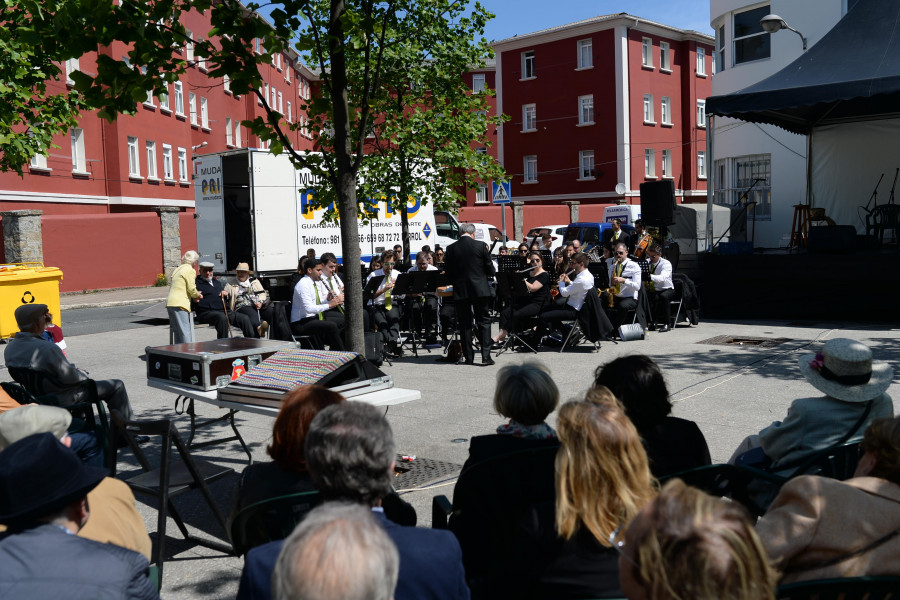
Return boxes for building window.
[200,97,209,129]
[714,154,772,220]
[579,150,595,179]
[189,92,197,125]
[235,122,242,147]
[197,37,207,71]
[523,155,537,183]
[162,144,173,180]
[278,91,283,114]
[223,74,231,94]
[255,37,261,54]
[174,82,184,115]
[577,39,592,69]
[643,94,654,123]
[642,37,653,67]
[70,128,86,172]
[698,151,707,179]
[697,100,707,127]
[522,50,535,79]
[270,86,277,109]
[287,101,292,123]
[127,136,140,177]
[178,148,188,182]
[734,5,771,65]
[716,25,725,72]
[475,184,488,204]
[286,65,291,82]
[472,73,485,93]
[65,58,79,85]
[696,47,707,75]
[159,86,170,111]
[185,29,194,62]
[660,42,671,71]
[522,104,536,132]
[226,118,234,146]
[662,149,672,178]
[661,97,672,125]
[30,153,48,170]
[578,95,594,125]
[145,140,157,179]
[644,149,656,178]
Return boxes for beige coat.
[757,475,900,584]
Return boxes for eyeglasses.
[616,251,627,256]
[530,259,541,264]
[608,525,638,568]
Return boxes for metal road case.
[146,338,294,391]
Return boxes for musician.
[572,239,582,253]
[645,244,676,332]
[319,252,359,331]
[444,223,495,366]
[498,246,510,257]
[517,243,530,257]
[607,242,642,329]
[434,248,445,266]
[539,252,593,340]
[632,219,653,260]
[290,258,345,350]
[407,253,440,345]
[603,219,631,250]
[367,250,403,356]
[491,252,550,348]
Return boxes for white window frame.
[522,104,536,132]
[660,41,671,71]
[226,117,234,146]
[733,5,771,66]
[716,25,726,72]
[145,140,158,179]
[698,150,707,179]
[475,184,488,204]
[200,97,209,129]
[643,94,655,124]
[287,101,292,123]
[662,149,672,178]
[285,65,291,83]
[642,37,653,68]
[270,86,277,108]
[70,128,86,173]
[577,39,593,69]
[697,100,707,128]
[522,50,535,79]
[189,92,197,125]
[472,73,485,93]
[64,58,80,85]
[159,86,170,112]
[162,144,174,181]
[127,136,140,178]
[661,96,672,125]
[235,122,242,147]
[579,150,595,180]
[578,95,594,125]
[254,38,261,54]
[197,37,207,72]
[278,90,283,114]
[185,30,194,62]
[174,81,184,115]
[696,47,707,76]
[523,155,538,183]
[644,148,656,178]
[177,148,188,183]
[223,74,231,94]
[30,153,48,170]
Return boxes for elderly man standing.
[4,304,135,420]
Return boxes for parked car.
[524,224,568,252]
[564,221,636,253]
[461,222,520,251]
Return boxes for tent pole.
[806,129,813,206]
[706,114,715,252]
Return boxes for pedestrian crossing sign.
[492,181,511,204]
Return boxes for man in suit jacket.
[443,223,495,366]
[602,219,631,252]
[237,401,469,600]
[0,433,159,600]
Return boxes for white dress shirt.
[608,258,642,300]
[366,268,400,306]
[648,257,674,291]
[559,268,594,311]
[291,276,330,322]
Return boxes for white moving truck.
[193,149,454,292]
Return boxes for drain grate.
[393,455,462,490]
[698,335,792,348]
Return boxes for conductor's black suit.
[443,234,495,364]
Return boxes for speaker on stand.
[640,180,676,241]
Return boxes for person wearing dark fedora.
[4,303,136,420]
[0,433,159,599]
[730,338,894,471]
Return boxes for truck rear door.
[250,152,301,273]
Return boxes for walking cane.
[221,294,234,337]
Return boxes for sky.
[477,0,713,42]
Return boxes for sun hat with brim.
[234,262,252,273]
[798,338,893,403]
[0,432,106,525]
[0,405,72,449]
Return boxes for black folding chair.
[228,491,322,556]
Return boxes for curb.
[60,298,167,311]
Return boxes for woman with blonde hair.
[499,386,656,599]
[166,250,202,344]
[618,479,777,600]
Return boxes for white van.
[603,205,642,225]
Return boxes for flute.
[517,265,539,273]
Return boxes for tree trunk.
[399,156,410,265]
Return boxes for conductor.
[443,223,496,366]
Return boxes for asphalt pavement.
[6,286,897,599]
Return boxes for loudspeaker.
[618,323,645,341]
[640,180,676,226]
[807,225,857,254]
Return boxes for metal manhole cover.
[697,335,792,348]
[393,455,462,490]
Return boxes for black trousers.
[606,296,637,329]
[290,316,344,350]
[455,296,492,363]
[539,305,578,334]
[408,296,439,338]
[95,379,134,420]
[372,304,401,344]
[196,308,256,339]
[648,287,677,326]
[499,301,542,333]
[235,305,276,332]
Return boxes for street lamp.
[191,141,208,151]
[760,14,808,51]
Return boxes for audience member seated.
[4,304,136,420]
[0,433,159,599]
[238,401,468,600]
[271,501,399,600]
[618,479,776,600]
[593,354,711,477]
[193,262,257,339]
[497,387,656,599]
[0,386,20,415]
[757,415,900,584]
[367,250,403,356]
[225,262,271,338]
[0,405,152,559]
[290,258,345,350]
[730,338,893,472]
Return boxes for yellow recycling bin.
[0,263,64,339]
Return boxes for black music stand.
[408,270,443,351]
[587,262,609,289]
[363,275,384,305]
[498,255,526,272]
[391,273,420,357]
[494,271,537,356]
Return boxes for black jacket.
[444,235,495,300]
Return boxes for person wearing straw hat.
[225,262,271,339]
[194,262,258,339]
[730,338,894,471]
[0,432,159,599]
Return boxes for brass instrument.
[598,287,616,308]
[587,246,603,263]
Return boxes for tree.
[5,0,504,353]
